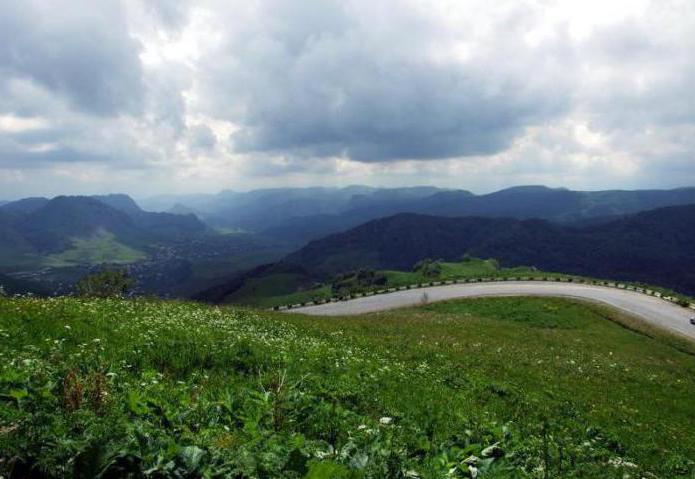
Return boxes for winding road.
[288,281,695,341]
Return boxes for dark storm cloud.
[0,0,144,116]
[200,0,574,162]
[229,70,563,162]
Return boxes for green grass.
[381,259,544,288]
[1,295,695,477]
[236,285,334,308]
[225,273,315,305]
[44,230,147,267]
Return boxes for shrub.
[677,298,691,308]
[76,270,134,298]
[330,269,386,295]
[413,259,442,278]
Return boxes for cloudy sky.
[1,0,694,198]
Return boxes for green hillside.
[216,258,549,307]
[281,206,695,296]
[44,230,148,267]
[1,296,695,477]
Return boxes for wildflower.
[379,417,393,425]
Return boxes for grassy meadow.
[44,231,147,267]
[1,295,695,477]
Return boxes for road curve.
[288,281,695,341]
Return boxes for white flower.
[379,417,393,425]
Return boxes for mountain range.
[141,185,695,245]
[3,185,695,299]
[197,203,695,302]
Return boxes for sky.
[1,0,694,199]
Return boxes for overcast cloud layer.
[0,0,694,198]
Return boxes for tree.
[413,259,442,278]
[76,270,134,298]
[331,269,387,295]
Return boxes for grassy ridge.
[1,296,695,477]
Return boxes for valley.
[0,194,290,297]
[3,186,695,304]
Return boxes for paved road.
[289,281,695,341]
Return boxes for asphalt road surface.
[289,281,695,341]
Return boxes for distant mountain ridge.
[142,185,695,246]
[142,186,447,234]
